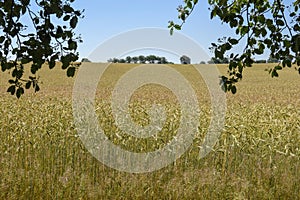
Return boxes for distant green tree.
[81,58,91,62]
[180,55,191,64]
[108,55,172,64]
[255,60,267,63]
[119,58,126,63]
[200,61,206,64]
[126,56,132,63]
[159,57,168,64]
[267,56,280,63]
[112,58,119,63]
[132,56,138,63]
[139,55,146,63]
[146,55,157,64]
[0,0,83,98]
[208,57,229,64]
[169,0,300,94]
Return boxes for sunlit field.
[0,63,299,199]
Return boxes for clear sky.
[71,1,260,63]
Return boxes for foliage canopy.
[0,0,83,98]
[169,0,300,93]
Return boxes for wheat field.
[0,63,299,199]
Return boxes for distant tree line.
[108,55,174,64]
[252,56,280,64]
[205,56,280,64]
[207,57,229,64]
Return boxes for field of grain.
[0,63,299,199]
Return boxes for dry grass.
[0,63,299,199]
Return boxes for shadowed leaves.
[170,0,300,94]
[0,0,83,98]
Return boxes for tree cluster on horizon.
[207,57,229,64]
[207,56,280,64]
[107,55,174,64]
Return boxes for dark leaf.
[215,49,223,59]
[67,67,76,77]
[61,55,71,69]
[187,1,193,9]
[70,16,78,28]
[271,69,279,77]
[231,85,237,94]
[49,60,56,69]
[63,5,74,13]
[276,19,284,26]
[229,38,238,45]
[63,15,71,21]
[16,87,24,98]
[35,84,40,92]
[174,24,181,30]
[7,85,16,95]
[34,17,39,24]
[25,81,31,89]
[274,65,282,70]
[0,36,5,43]
[8,79,15,84]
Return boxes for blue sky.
[71,1,252,63]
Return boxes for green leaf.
[225,43,232,50]
[240,26,249,36]
[63,15,71,21]
[49,60,56,69]
[21,57,31,64]
[258,15,265,24]
[61,55,71,69]
[35,84,40,92]
[16,87,24,98]
[289,12,296,17]
[68,39,77,50]
[271,69,279,77]
[229,19,238,28]
[56,26,63,36]
[274,65,282,70]
[231,85,237,94]
[34,17,39,24]
[286,59,292,67]
[25,81,31,89]
[67,67,76,77]
[70,16,78,28]
[180,13,186,21]
[7,85,16,95]
[229,38,238,45]
[210,9,216,19]
[168,21,174,28]
[174,24,181,30]
[187,1,193,9]
[276,19,284,26]
[20,0,30,6]
[215,49,223,59]
[0,36,5,43]
[63,5,74,13]
[261,28,267,37]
